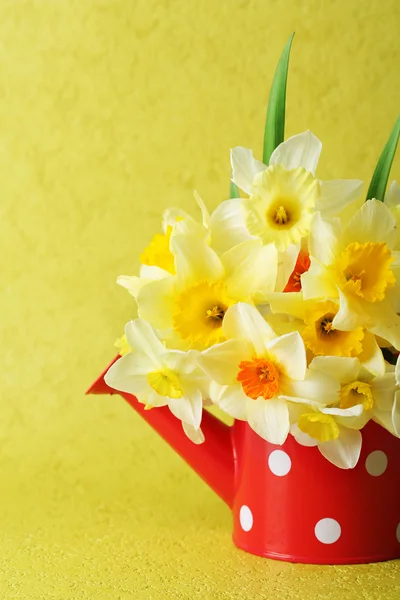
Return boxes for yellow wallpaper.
[1,0,399,597]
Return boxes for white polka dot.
[365,450,388,476]
[239,505,253,532]
[268,450,292,476]
[397,523,400,543]
[315,518,341,544]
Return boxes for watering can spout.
[87,356,235,507]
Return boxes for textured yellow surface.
[1,0,400,598]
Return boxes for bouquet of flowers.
[104,34,400,471]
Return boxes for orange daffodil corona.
[106,129,400,469]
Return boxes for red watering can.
[88,357,400,564]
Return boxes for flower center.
[303,301,364,357]
[298,412,340,442]
[206,305,225,323]
[147,368,183,399]
[237,357,280,400]
[337,241,395,302]
[266,197,300,231]
[274,205,289,225]
[140,225,175,274]
[173,280,236,348]
[245,165,319,251]
[340,380,373,410]
[319,314,335,334]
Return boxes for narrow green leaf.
[263,32,294,165]
[230,178,239,199]
[366,116,400,201]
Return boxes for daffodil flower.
[302,200,400,350]
[104,319,208,443]
[266,292,385,376]
[134,235,278,350]
[291,355,400,468]
[197,303,339,445]
[208,131,363,254]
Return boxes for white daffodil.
[266,292,385,377]
[302,200,400,350]
[208,131,363,254]
[104,319,208,443]
[134,234,278,351]
[291,356,399,468]
[197,302,339,445]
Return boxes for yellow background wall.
[1,1,399,598]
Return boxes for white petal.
[320,404,364,417]
[269,131,322,175]
[282,368,340,404]
[171,235,224,284]
[332,288,371,331]
[162,349,199,375]
[193,190,210,227]
[125,319,165,364]
[117,275,143,297]
[384,180,400,208]
[290,422,318,447]
[223,303,276,355]
[371,373,396,412]
[345,199,397,246]
[309,356,361,384]
[162,206,191,230]
[222,240,278,299]
[197,339,250,385]
[104,353,152,396]
[182,422,205,444]
[230,146,266,195]
[393,390,400,436]
[301,260,338,300]
[396,354,400,385]
[308,212,342,266]
[319,427,362,469]
[316,179,364,217]
[136,276,175,330]
[217,384,248,420]
[267,291,306,319]
[209,198,253,254]
[368,301,400,351]
[267,331,307,380]
[139,265,171,280]
[358,332,385,377]
[247,397,290,445]
[146,388,169,408]
[168,384,203,429]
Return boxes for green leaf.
[230,178,239,199]
[366,116,400,201]
[263,33,295,165]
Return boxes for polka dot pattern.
[233,424,400,562]
[365,450,388,476]
[239,505,253,532]
[315,518,341,545]
[268,450,291,476]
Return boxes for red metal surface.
[231,420,400,563]
[88,359,400,564]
